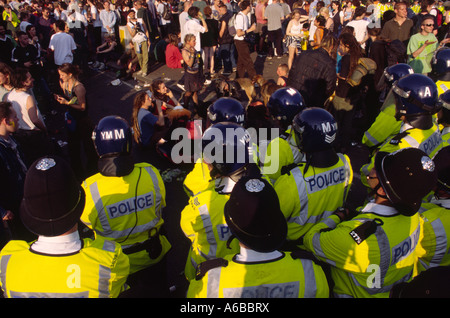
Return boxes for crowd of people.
[0,0,450,300]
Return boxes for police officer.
[187,176,330,298]
[80,116,171,297]
[417,146,450,273]
[183,97,246,198]
[430,47,450,95]
[362,63,414,149]
[260,87,306,182]
[0,155,130,298]
[275,108,353,246]
[361,73,444,184]
[303,147,438,298]
[180,122,263,281]
[437,89,450,146]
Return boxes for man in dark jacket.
[287,35,337,108]
[0,101,32,247]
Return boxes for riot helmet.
[92,115,133,158]
[267,87,306,129]
[207,97,245,126]
[392,74,440,128]
[201,122,253,180]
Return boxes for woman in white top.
[285,9,307,69]
[7,68,50,166]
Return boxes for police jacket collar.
[361,202,400,217]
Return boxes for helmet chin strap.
[367,183,389,201]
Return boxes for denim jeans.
[217,42,236,73]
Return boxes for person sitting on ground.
[151,79,181,114]
[116,42,139,79]
[93,34,119,70]
[165,33,183,69]
[131,90,166,149]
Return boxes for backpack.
[228,13,237,36]
[435,9,443,27]
[162,2,172,20]
[347,57,377,87]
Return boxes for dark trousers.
[267,28,283,57]
[234,39,256,79]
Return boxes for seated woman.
[131,90,166,149]
[165,33,183,69]
[151,79,181,114]
[94,34,119,70]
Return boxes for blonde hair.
[319,7,330,18]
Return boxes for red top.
[165,43,183,69]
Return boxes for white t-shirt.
[346,19,369,49]
[234,11,249,41]
[91,5,102,28]
[184,18,206,51]
[179,11,189,44]
[7,89,45,131]
[49,32,77,66]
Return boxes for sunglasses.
[422,23,434,26]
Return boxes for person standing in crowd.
[201,6,219,78]
[100,0,117,41]
[187,176,330,298]
[234,0,257,79]
[6,68,50,167]
[35,6,55,51]
[380,1,413,46]
[180,122,261,281]
[303,147,438,298]
[217,1,236,75]
[184,6,208,56]
[48,20,78,67]
[407,15,450,74]
[157,0,173,38]
[87,0,103,49]
[331,32,362,153]
[179,0,192,46]
[360,74,443,183]
[287,34,337,108]
[181,33,204,115]
[255,0,268,56]
[81,115,172,297]
[261,87,306,182]
[0,22,15,66]
[285,9,305,69]
[275,107,353,248]
[0,62,13,100]
[0,155,130,298]
[346,6,369,50]
[127,9,150,76]
[416,147,450,274]
[0,101,31,247]
[54,63,98,181]
[265,0,285,59]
